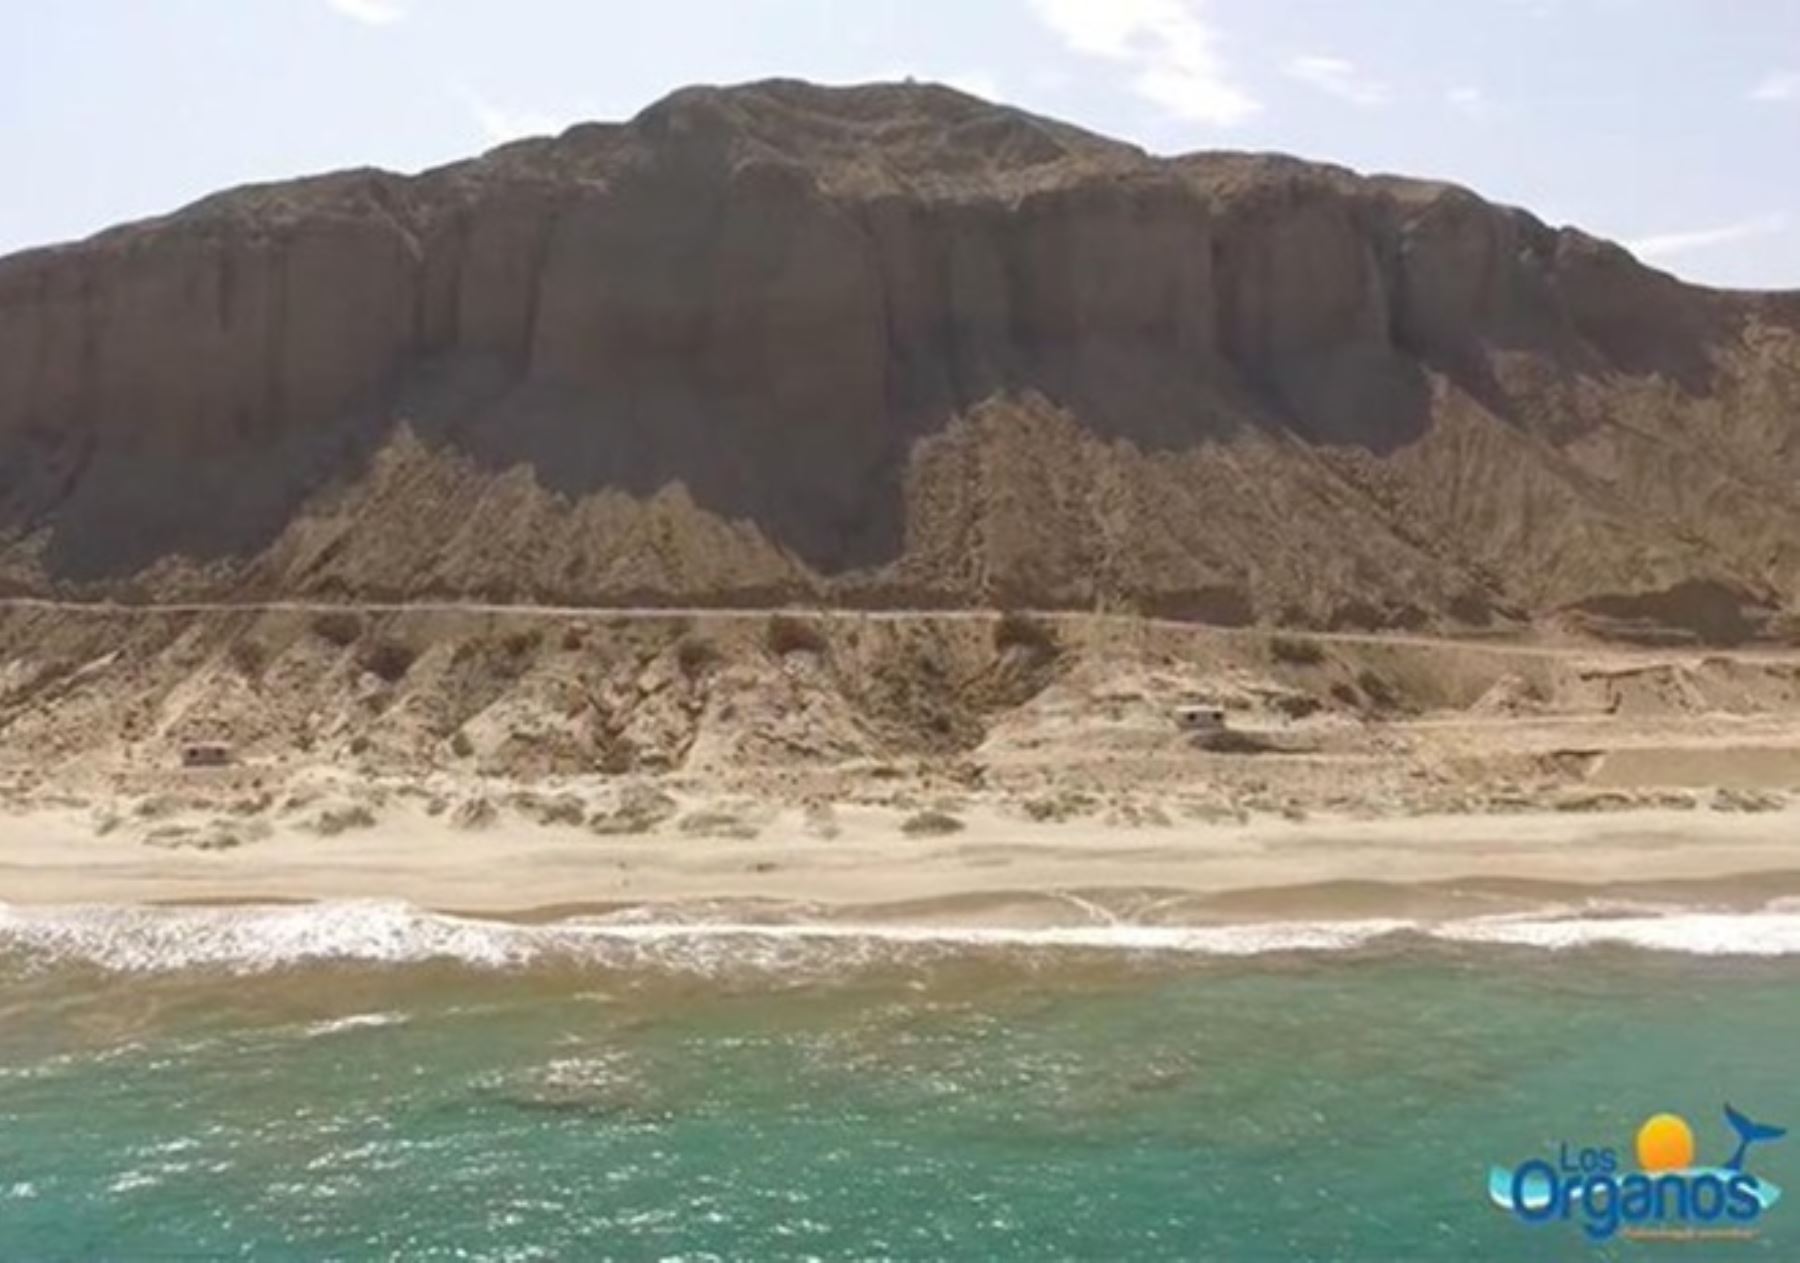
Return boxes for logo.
[1488,1105,1786,1243]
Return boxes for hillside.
[2,79,1798,643]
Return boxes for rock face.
[1,79,1798,641]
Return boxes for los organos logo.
[1488,1105,1785,1243]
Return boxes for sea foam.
[1432,909,1800,956]
[2,899,1799,974]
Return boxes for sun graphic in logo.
[1636,1113,1698,1173]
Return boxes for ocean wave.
[3,899,1800,974]
[0,900,1408,973]
[1432,910,1800,955]
[301,1011,411,1038]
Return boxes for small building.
[180,741,232,768]
[1173,705,1227,735]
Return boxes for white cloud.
[1029,0,1259,126]
[1750,71,1800,102]
[1446,85,1488,115]
[1444,84,1516,121]
[1284,55,1391,107]
[325,0,409,26]
[1626,213,1789,261]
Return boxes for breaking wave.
[3,897,1800,975]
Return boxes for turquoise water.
[2,912,1798,1259]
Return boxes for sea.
[2,896,1798,1260]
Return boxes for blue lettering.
[1690,1174,1726,1221]
[1726,1174,1763,1222]
[1582,1174,1622,1242]
[1511,1160,1561,1223]
[1653,1173,1690,1220]
[1558,1143,1615,1174]
[1506,1140,1775,1236]
[1560,1174,1584,1219]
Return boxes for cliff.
[2,79,1798,641]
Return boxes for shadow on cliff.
[3,332,1436,591]
[384,332,1436,568]
[0,403,397,588]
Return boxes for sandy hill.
[1,79,1798,644]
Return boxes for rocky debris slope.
[8,607,1800,843]
[2,80,1798,641]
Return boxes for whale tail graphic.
[1724,1104,1786,1172]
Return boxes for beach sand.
[5,787,1800,919]
[6,608,1800,922]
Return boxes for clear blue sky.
[3,0,1796,288]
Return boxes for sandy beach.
[5,606,1800,922]
[5,785,1800,919]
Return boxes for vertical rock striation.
[0,80,1797,641]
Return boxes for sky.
[2,0,1797,288]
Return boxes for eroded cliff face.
[1,79,1798,640]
